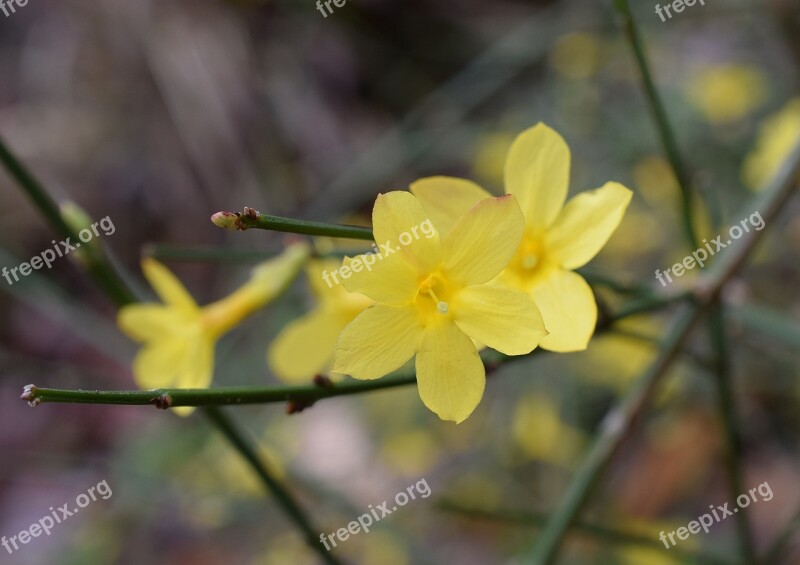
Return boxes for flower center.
[418,274,449,315]
[505,233,555,289]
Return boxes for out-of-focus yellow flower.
[118,243,310,415]
[743,97,800,190]
[268,259,372,383]
[549,32,603,80]
[473,132,515,189]
[254,534,316,565]
[333,191,547,423]
[380,429,439,476]
[359,532,410,565]
[686,64,767,124]
[513,395,586,467]
[616,545,681,565]
[412,123,632,352]
[632,156,679,208]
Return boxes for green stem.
[0,135,137,306]
[203,407,343,565]
[19,290,692,410]
[578,267,655,296]
[762,505,800,563]
[440,502,736,565]
[708,303,757,564]
[146,245,280,264]
[0,135,341,563]
[21,375,418,408]
[524,137,800,563]
[525,304,708,564]
[612,0,700,250]
[145,244,364,264]
[212,207,374,240]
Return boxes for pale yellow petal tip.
[172,406,196,417]
[431,402,479,424]
[117,304,146,338]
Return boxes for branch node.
[313,375,334,388]
[287,399,316,415]
[21,384,40,407]
[150,393,173,410]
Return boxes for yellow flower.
[118,243,310,415]
[268,259,372,383]
[686,64,767,125]
[549,32,603,80]
[412,123,632,352]
[513,394,586,467]
[743,97,800,190]
[333,191,547,423]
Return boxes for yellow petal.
[141,258,198,313]
[333,304,423,379]
[415,321,484,423]
[372,191,442,273]
[172,336,215,416]
[533,270,597,352]
[504,123,570,230]
[174,336,215,389]
[133,338,188,390]
[132,332,214,393]
[268,309,355,383]
[546,182,633,269]
[454,285,547,355]
[410,176,491,234]
[341,252,419,305]
[443,195,525,285]
[307,259,348,299]
[247,242,311,297]
[118,304,190,342]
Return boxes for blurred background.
[1,0,799,563]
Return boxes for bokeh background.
[1,0,799,563]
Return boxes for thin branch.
[762,504,800,563]
[211,206,373,240]
[203,407,344,565]
[0,135,137,305]
[20,290,692,410]
[524,303,708,564]
[612,0,700,250]
[21,375,417,409]
[523,136,800,564]
[440,502,736,565]
[709,302,757,564]
[0,135,343,563]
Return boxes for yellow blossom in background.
[743,97,800,190]
[333,191,547,423]
[513,395,586,467]
[412,123,632,352]
[615,545,681,565]
[118,243,310,415]
[268,259,372,383]
[380,429,439,476]
[473,131,515,189]
[686,64,767,124]
[359,532,410,565]
[549,32,603,80]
